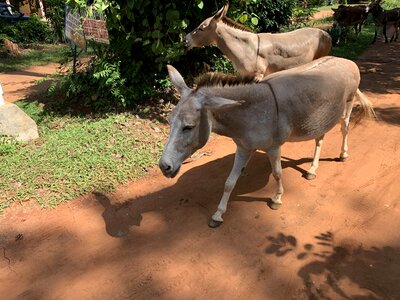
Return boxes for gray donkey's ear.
[213,3,229,21]
[167,65,191,96]
[201,93,243,110]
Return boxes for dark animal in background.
[367,0,400,43]
[331,5,368,44]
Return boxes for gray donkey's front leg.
[209,147,253,228]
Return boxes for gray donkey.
[185,3,332,80]
[159,57,375,227]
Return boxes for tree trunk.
[37,0,46,19]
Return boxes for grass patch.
[330,24,375,59]
[0,100,167,213]
[308,16,334,27]
[315,4,340,11]
[0,44,69,71]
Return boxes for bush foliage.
[44,0,66,42]
[0,15,52,44]
[62,0,300,109]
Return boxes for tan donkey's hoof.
[208,219,223,228]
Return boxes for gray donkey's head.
[159,65,242,178]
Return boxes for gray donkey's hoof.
[305,172,316,180]
[208,219,223,228]
[268,201,281,210]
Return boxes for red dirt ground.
[0,63,59,103]
[1,40,400,299]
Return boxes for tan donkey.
[185,3,332,80]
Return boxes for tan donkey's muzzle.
[184,33,193,49]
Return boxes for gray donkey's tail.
[352,88,377,125]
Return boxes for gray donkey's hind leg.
[340,101,354,161]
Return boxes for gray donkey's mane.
[195,72,257,90]
[222,16,254,32]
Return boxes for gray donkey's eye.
[182,125,195,132]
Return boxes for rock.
[3,39,22,57]
[0,103,39,142]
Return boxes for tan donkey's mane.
[222,16,254,32]
[195,72,257,89]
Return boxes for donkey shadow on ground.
[95,151,344,237]
[265,231,400,299]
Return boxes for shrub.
[63,0,297,108]
[0,15,53,44]
[230,0,297,33]
[44,0,66,42]
[49,56,127,111]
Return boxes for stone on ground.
[0,102,39,142]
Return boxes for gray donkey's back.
[201,57,361,147]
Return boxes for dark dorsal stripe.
[222,16,254,32]
[195,72,257,90]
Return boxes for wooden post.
[0,82,5,106]
[5,0,12,14]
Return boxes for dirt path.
[0,63,59,103]
[1,41,400,299]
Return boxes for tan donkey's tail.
[352,88,377,125]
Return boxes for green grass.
[0,44,69,71]
[308,16,334,26]
[316,4,340,11]
[0,101,166,213]
[382,0,400,9]
[330,24,375,60]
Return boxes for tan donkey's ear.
[213,3,229,21]
[167,65,191,96]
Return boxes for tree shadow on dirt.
[0,226,175,299]
[374,106,400,126]
[265,231,400,299]
[11,78,56,103]
[94,151,345,237]
[357,41,400,95]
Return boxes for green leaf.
[197,1,204,9]
[181,19,188,29]
[166,9,180,22]
[239,14,248,23]
[251,17,258,25]
[152,30,162,39]
[127,0,134,10]
[152,39,164,54]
